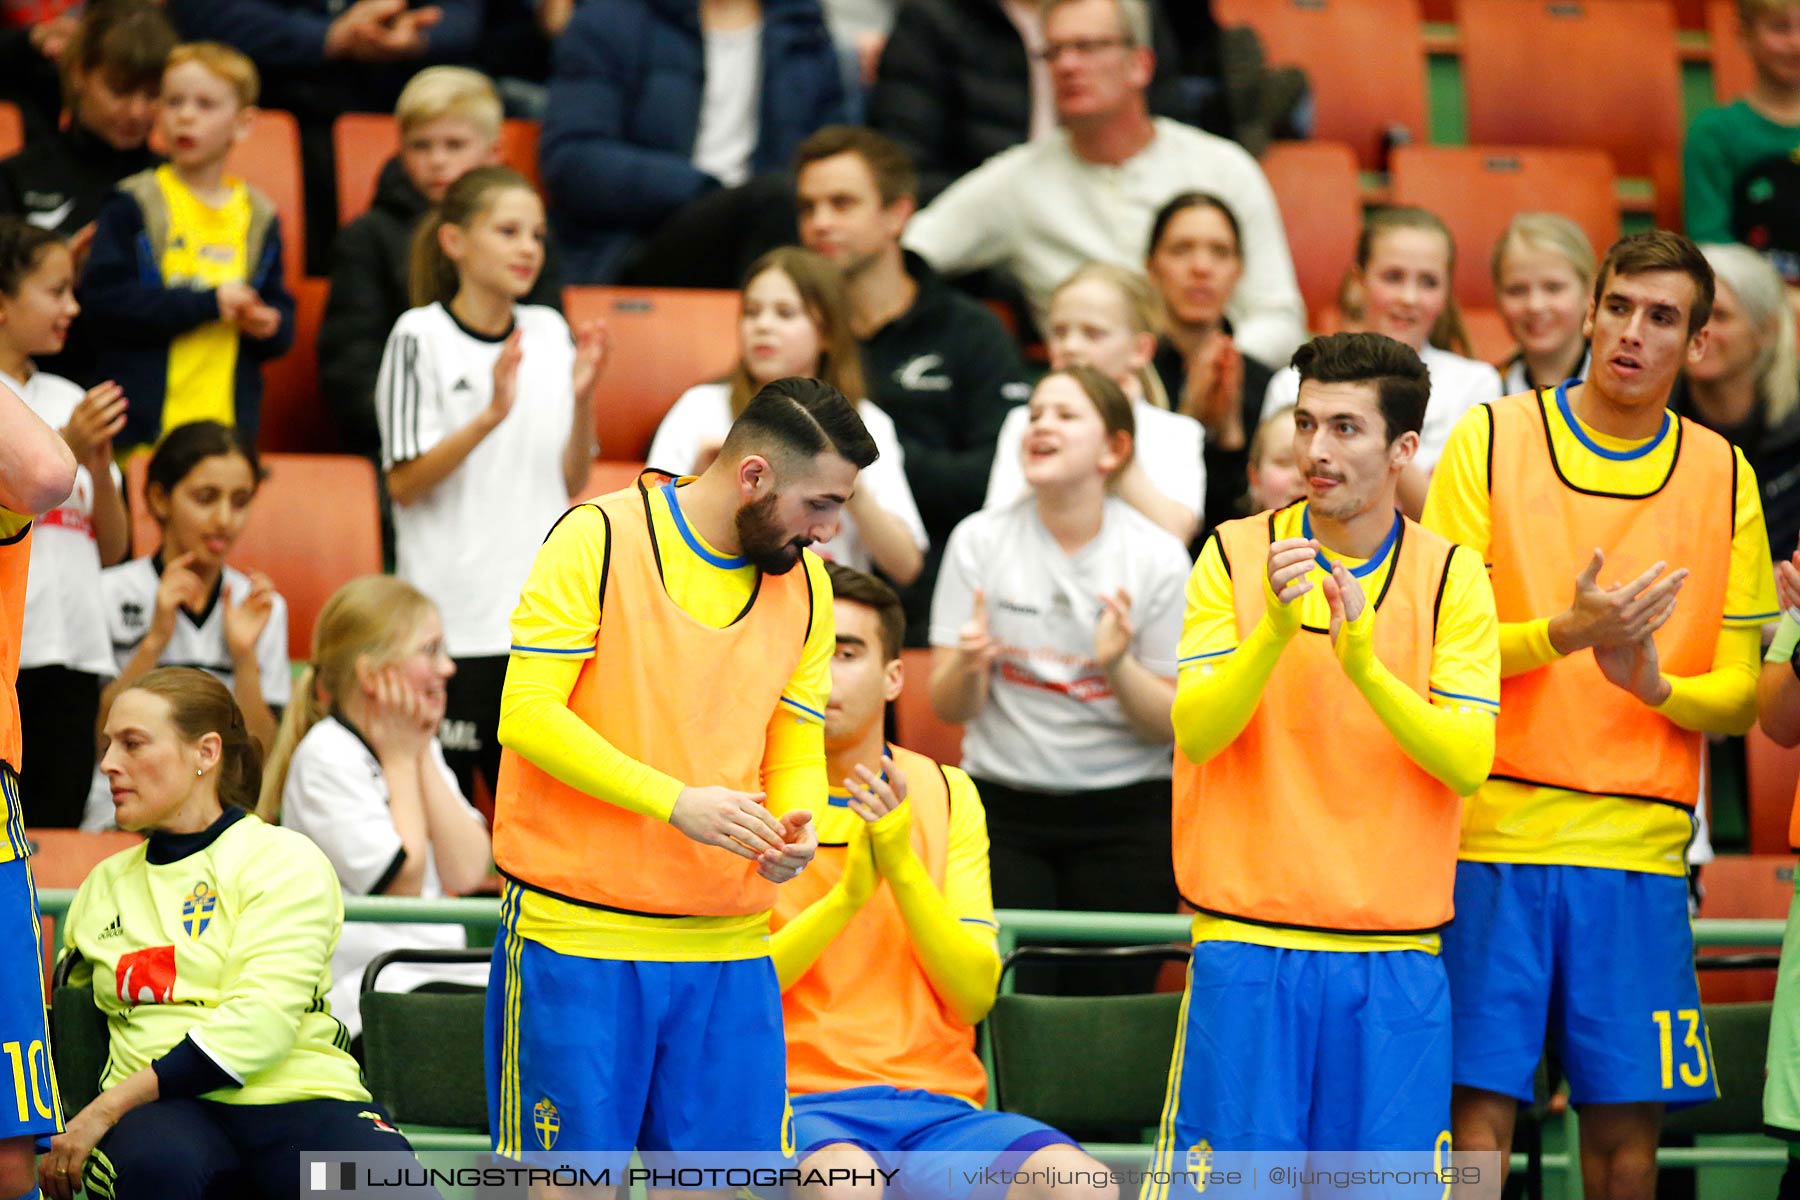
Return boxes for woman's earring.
[196,767,204,777]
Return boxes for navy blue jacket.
[80,178,296,451]
[166,0,482,71]
[543,0,846,282]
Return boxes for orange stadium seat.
[128,453,381,660]
[223,109,307,284]
[1390,145,1620,307]
[1748,723,1800,856]
[334,113,544,227]
[580,458,648,500]
[1215,0,1428,170]
[1694,854,1791,1002]
[1261,141,1363,324]
[257,276,338,454]
[1710,0,1755,101]
[564,286,741,462]
[1458,0,1684,229]
[893,648,963,767]
[0,103,21,160]
[1459,306,1515,365]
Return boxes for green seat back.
[50,985,109,1116]
[1661,1001,1772,1138]
[360,990,487,1130]
[987,991,1182,1137]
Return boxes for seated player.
[771,562,1109,1200]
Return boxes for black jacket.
[0,121,160,237]
[317,156,564,459]
[862,252,1030,640]
[1669,379,1800,562]
[1153,335,1276,544]
[869,0,1195,203]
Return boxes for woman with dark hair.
[40,667,437,1200]
[1144,191,1275,541]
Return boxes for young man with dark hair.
[771,561,1110,1200]
[795,124,1029,642]
[1154,331,1498,1174]
[1424,230,1778,1198]
[488,377,876,1170]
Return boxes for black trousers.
[83,1096,439,1200]
[442,655,509,803]
[970,773,1178,995]
[15,666,100,829]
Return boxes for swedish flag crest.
[181,881,217,937]
[534,1098,561,1150]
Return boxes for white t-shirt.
[982,398,1206,527]
[929,496,1190,791]
[692,21,763,188]
[645,383,929,572]
[1260,343,1504,472]
[903,118,1308,368]
[279,715,489,1037]
[376,302,577,658]
[84,557,293,830]
[12,368,116,676]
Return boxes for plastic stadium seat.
[1260,141,1362,324]
[257,276,338,454]
[893,648,963,767]
[23,830,140,891]
[127,453,382,661]
[51,974,108,1115]
[580,458,647,500]
[0,103,20,160]
[1710,0,1754,101]
[1390,145,1621,307]
[564,286,741,462]
[360,949,489,1144]
[334,113,544,227]
[1659,1002,1773,1134]
[1693,854,1791,1002]
[1748,724,1800,856]
[223,109,306,284]
[1460,306,1516,366]
[1458,0,1684,228]
[1214,0,1428,170]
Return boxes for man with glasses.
[902,0,1305,367]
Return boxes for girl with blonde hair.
[1491,212,1596,393]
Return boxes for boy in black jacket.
[317,66,561,462]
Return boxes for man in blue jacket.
[543,0,846,285]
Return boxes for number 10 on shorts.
[1652,1009,1710,1090]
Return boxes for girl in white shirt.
[1263,207,1504,515]
[1492,212,1595,395]
[648,246,927,584]
[932,365,1190,992]
[0,219,130,826]
[259,575,492,1039]
[376,165,606,801]
[985,262,1206,544]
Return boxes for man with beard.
[1153,332,1498,1181]
[1423,231,1777,1199]
[485,376,879,1178]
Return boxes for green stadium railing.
[33,892,1795,1194]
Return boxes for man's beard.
[736,491,809,575]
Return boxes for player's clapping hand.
[222,571,277,663]
[847,754,915,876]
[1776,547,1800,620]
[1321,561,1367,648]
[955,589,997,674]
[757,810,816,883]
[1264,536,1319,636]
[62,382,127,472]
[671,785,785,859]
[571,319,609,402]
[1552,548,1686,654]
[1595,633,1672,707]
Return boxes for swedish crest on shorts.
[534,1097,561,1149]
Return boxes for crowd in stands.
[6,0,1800,1188]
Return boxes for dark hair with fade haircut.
[64,0,177,100]
[1592,230,1716,335]
[823,561,906,661]
[0,217,65,295]
[722,377,880,473]
[1290,332,1430,443]
[794,125,919,207]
